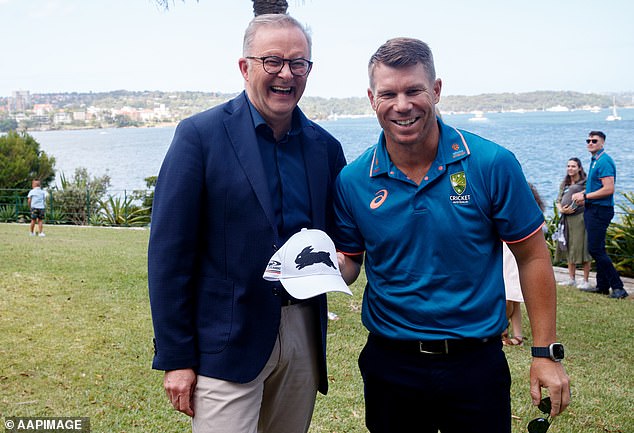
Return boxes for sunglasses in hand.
[527,397,553,433]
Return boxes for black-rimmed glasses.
[527,397,552,433]
[586,138,599,144]
[246,55,313,76]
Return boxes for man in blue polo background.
[572,130,627,299]
[334,37,570,433]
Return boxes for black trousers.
[359,334,511,433]
[584,204,624,291]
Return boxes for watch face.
[551,343,565,360]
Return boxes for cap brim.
[279,274,352,300]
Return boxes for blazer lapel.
[224,95,277,233]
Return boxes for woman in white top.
[502,183,545,346]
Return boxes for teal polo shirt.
[333,117,544,340]
[586,148,616,206]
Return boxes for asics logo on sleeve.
[370,189,388,209]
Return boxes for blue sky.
[1,0,632,98]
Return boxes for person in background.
[148,14,346,433]
[334,37,570,433]
[555,157,592,289]
[572,131,627,299]
[27,179,47,237]
[502,183,546,347]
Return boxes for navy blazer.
[148,92,346,394]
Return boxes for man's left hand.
[529,358,571,417]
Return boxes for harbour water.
[31,107,634,216]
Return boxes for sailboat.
[468,111,488,122]
[606,97,621,121]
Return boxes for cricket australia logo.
[450,172,466,195]
[449,171,471,204]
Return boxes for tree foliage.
[0,118,18,132]
[251,0,288,15]
[0,131,56,190]
[437,91,613,113]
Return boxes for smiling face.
[566,159,581,180]
[239,25,310,132]
[368,62,441,150]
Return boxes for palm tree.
[251,0,289,15]
[154,0,290,15]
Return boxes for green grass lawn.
[0,223,632,433]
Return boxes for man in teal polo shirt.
[334,38,570,433]
[572,131,627,299]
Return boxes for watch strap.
[531,346,551,358]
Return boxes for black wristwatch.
[531,343,565,362]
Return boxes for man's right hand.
[571,192,585,205]
[337,252,362,286]
[164,368,197,417]
[560,204,573,215]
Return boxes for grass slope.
[0,223,631,432]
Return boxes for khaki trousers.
[192,302,320,433]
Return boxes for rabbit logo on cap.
[263,228,352,299]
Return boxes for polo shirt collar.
[592,148,606,160]
[369,116,471,178]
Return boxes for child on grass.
[27,179,47,237]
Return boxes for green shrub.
[51,168,110,225]
[128,176,156,221]
[0,204,16,222]
[46,207,67,225]
[607,192,634,277]
[97,195,150,227]
[545,203,560,260]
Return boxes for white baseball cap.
[263,228,352,299]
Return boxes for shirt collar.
[591,148,606,160]
[246,94,304,138]
[369,116,471,178]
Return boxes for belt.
[280,297,306,307]
[584,202,612,208]
[369,334,499,356]
[273,285,307,307]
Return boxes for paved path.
[552,266,633,297]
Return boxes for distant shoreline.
[3,89,632,132]
[18,105,632,133]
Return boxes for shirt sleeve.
[597,158,616,179]
[489,148,545,243]
[333,171,365,255]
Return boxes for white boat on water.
[546,105,570,112]
[606,97,621,121]
[468,111,488,122]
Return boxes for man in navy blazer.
[148,14,346,433]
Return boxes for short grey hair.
[368,37,436,89]
[243,14,312,58]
